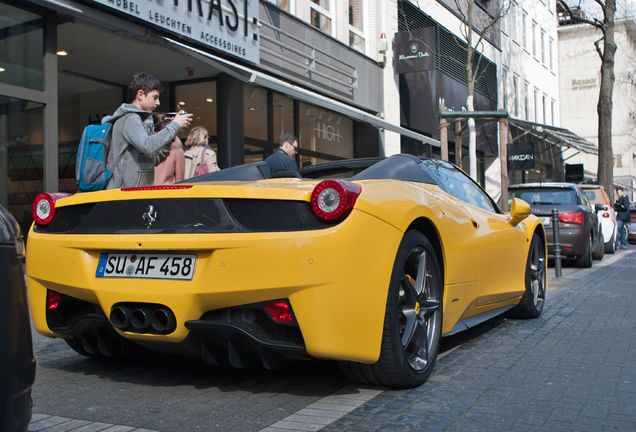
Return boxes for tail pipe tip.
[130,307,153,331]
[110,305,132,330]
[151,308,176,333]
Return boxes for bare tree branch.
[559,0,603,29]
[594,37,604,58]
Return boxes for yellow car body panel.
[27,178,545,364]
[28,205,401,363]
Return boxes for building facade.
[1,0,433,233]
[559,18,636,195]
[389,0,500,189]
[499,0,567,189]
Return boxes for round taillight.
[310,180,361,222]
[32,193,56,226]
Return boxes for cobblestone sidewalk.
[322,252,636,432]
[29,252,635,432]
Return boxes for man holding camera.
[103,72,192,189]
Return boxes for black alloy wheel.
[510,233,546,318]
[339,230,442,388]
[398,246,441,372]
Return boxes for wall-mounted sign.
[87,0,259,64]
[313,121,342,144]
[393,28,435,74]
[508,142,535,170]
[565,163,584,182]
[571,78,597,90]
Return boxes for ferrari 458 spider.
[27,154,546,388]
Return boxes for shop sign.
[571,78,597,90]
[565,163,584,182]
[86,0,259,64]
[507,142,535,170]
[393,28,434,74]
[313,121,342,144]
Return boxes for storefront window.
[174,81,217,145]
[298,102,352,167]
[0,96,44,234]
[0,2,44,90]
[244,85,267,143]
[273,93,294,144]
[243,85,268,163]
[57,72,123,194]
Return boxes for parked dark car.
[628,208,636,244]
[509,183,603,267]
[0,204,35,432]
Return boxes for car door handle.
[471,219,479,229]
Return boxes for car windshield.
[511,189,576,205]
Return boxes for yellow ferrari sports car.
[27,154,546,388]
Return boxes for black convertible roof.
[350,154,435,184]
[185,154,437,185]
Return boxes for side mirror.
[594,203,605,212]
[509,197,532,226]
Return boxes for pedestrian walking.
[614,186,630,249]
[153,114,185,185]
[265,133,298,175]
[184,126,219,179]
[103,72,191,189]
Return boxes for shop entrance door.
[0,96,45,235]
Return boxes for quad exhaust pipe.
[110,305,132,330]
[109,304,176,334]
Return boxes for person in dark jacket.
[265,132,298,175]
[614,187,631,249]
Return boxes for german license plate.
[96,253,196,280]
[541,217,551,226]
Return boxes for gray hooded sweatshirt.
[102,104,179,189]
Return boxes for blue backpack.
[75,122,113,192]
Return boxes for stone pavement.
[320,250,636,432]
[29,250,636,432]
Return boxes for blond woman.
[183,126,219,179]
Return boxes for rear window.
[510,189,576,205]
[583,188,609,205]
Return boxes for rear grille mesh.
[225,199,326,231]
[35,198,331,234]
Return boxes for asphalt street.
[29,249,636,432]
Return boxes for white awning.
[164,37,440,148]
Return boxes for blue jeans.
[617,220,628,247]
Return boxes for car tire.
[508,233,546,319]
[339,231,442,388]
[605,231,616,254]
[593,232,605,260]
[576,234,593,268]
